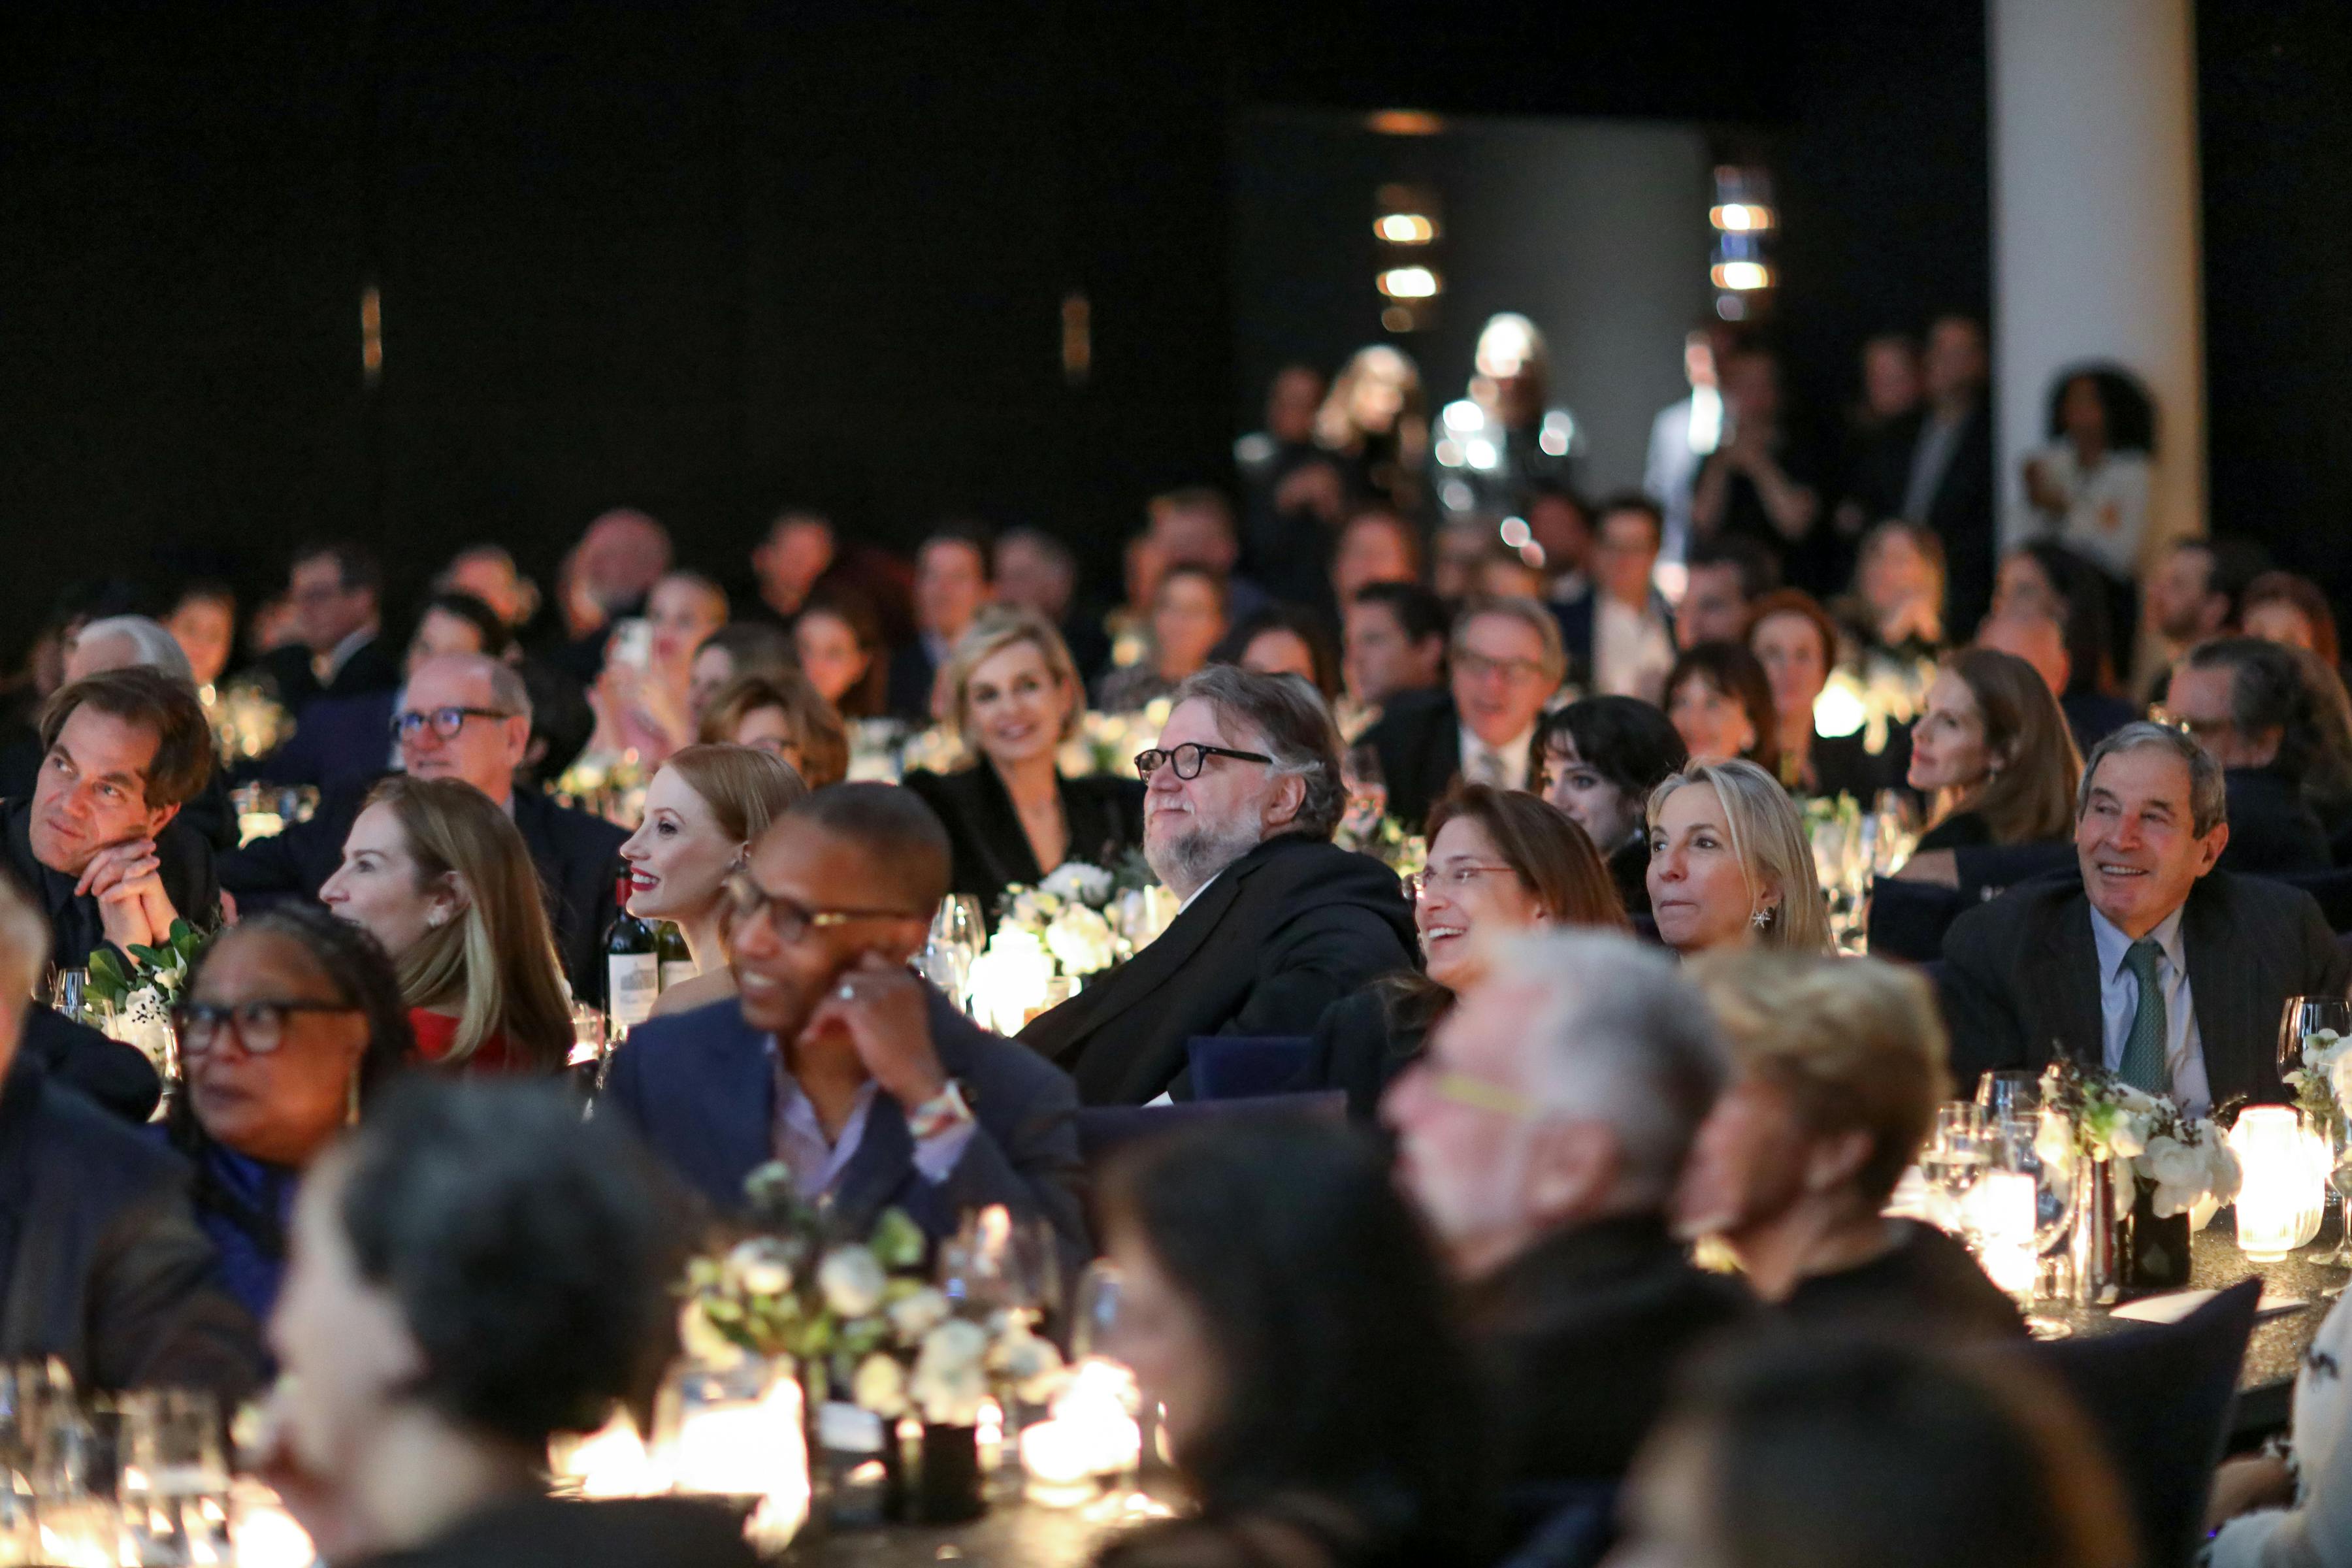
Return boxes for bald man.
[1976,608,2134,755]
[604,784,1087,1261]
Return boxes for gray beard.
[1147,814,1264,902]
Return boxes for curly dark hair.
[336,1080,681,1447]
[1535,695,1690,804]
[169,905,417,1266]
[1098,1120,1489,1564]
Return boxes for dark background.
[0,0,2341,663]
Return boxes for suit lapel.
[693,1012,780,1205]
[1021,855,1253,1065]
[2181,884,2260,1105]
[969,765,1042,892]
[2023,897,2106,1071]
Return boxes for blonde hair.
[1647,760,1832,954]
[698,670,849,789]
[0,875,48,1007]
[658,743,808,850]
[1688,949,1951,1205]
[941,607,1083,756]
[365,775,572,1071]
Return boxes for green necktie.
[2117,937,2172,1094]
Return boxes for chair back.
[2016,1277,2259,1568]
[1075,1090,1348,1163]
[1185,1035,1315,1101]
[2270,867,2352,932]
[1866,879,1974,963]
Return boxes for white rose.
[987,1322,1066,1404]
[678,1300,745,1369]
[2108,1116,2148,1160]
[2139,1135,2205,1195]
[2330,1055,2352,1113]
[2204,1141,2244,1205]
[886,1287,952,1347]
[2149,1181,2203,1220]
[724,1239,794,1299]
[1045,906,1117,976]
[851,1353,909,1418]
[1041,862,1113,907]
[817,1246,887,1319]
[909,1319,991,1426]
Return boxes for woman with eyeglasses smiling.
[320,776,572,1076]
[1300,785,1627,1119]
[161,904,414,1324]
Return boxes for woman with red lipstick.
[621,743,807,1019]
[319,776,570,1075]
[1301,785,1627,1119]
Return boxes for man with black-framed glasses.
[220,654,628,1001]
[603,784,1087,1261]
[1019,665,1415,1105]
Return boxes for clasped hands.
[76,836,180,951]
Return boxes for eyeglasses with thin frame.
[1133,743,1273,781]
[2148,706,2232,749]
[1405,860,1518,902]
[391,706,513,742]
[173,999,364,1056]
[719,870,926,945]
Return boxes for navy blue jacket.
[600,988,1088,1261]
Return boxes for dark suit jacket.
[903,765,1145,921]
[600,989,1088,1262]
[256,634,400,711]
[0,1054,261,1397]
[1847,401,1995,634]
[1358,689,1535,834]
[22,1007,160,1124]
[2062,690,2138,757]
[885,641,943,722]
[219,778,626,1002]
[1303,983,1430,1122]
[1548,590,1676,700]
[1467,1216,1751,1490]
[359,1495,759,1568]
[2217,766,2331,877]
[1937,870,2350,1103]
[1020,834,1418,1104]
[0,800,220,972]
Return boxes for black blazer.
[0,1054,261,1397]
[1020,834,1418,1105]
[255,634,401,711]
[2217,766,2331,877]
[1801,729,1883,802]
[1937,870,2351,1104]
[1303,983,1433,1122]
[1849,402,1995,633]
[600,988,1089,1266]
[0,800,220,972]
[885,640,942,722]
[1358,689,1535,834]
[902,765,1145,920]
[219,778,626,1002]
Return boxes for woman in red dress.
[320,775,572,1075]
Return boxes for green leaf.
[870,1208,925,1272]
[167,918,194,945]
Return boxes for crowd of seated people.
[12,319,2352,1568]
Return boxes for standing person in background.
[257,543,398,711]
[1828,330,1924,541]
[1691,345,1830,595]
[887,526,994,722]
[1644,323,1732,570]
[319,775,573,1075]
[1315,344,1429,515]
[2023,366,2156,672]
[1896,316,1995,636]
[1552,495,1676,702]
[1239,364,1350,617]
[1434,314,1579,525]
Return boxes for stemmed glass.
[1918,1103,1989,1234]
[1975,1071,2041,1126]
[926,896,985,1006]
[1341,745,1386,842]
[2277,996,2352,1077]
[1986,1112,2078,1339]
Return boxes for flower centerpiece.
[677,1165,1062,1527]
[1056,699,1171,780]
[2284,1026,2352,1141]
[86,918,209,1082]
[1334,813,1428,881]
[2039,1060,2242,1290]
[967,863,1129,1033]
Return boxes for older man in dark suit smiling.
[1940,721,2351,1111]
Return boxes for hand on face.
[795,951,945,1108]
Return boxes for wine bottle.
[606,874,660,1039]
[656,921,696,993]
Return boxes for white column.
[1989,0,2204,562]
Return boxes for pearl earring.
[427,907,448,929]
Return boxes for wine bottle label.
[608,954,660,1030]
[659,960,698,992]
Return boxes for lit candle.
[551,1408,658,1499]
[1965,1170,2038,1299]
[2228,1107,2328,1262]
[1019,1358,1143,1507]
[662,1377,810,1549]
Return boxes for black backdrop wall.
[4,0,2339,667]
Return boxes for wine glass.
[1975,1071,2040,1126]
[1982,1113,2077,1338]
[1918,1105,1988,1233]
[1068,1261,1124,1364]
[930,896,983,968]
[1342,745,1387,840]
[2278,996,2352,1077]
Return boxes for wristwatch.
[907,1080,975,1141]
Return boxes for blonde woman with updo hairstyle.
[698,669,849,788]
[319,775,572,1074]
[626,743,808,1019]
[1645,759,1832,956]
[1673,949,2023,1337]
[904,607,1144,921]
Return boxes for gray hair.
[1450,594,1569,684]
[2078,720,2227,836]
[413,652,535,725]
[1491,929,1729,1205]
[1169,664,1345,839]
[73,615,193,682]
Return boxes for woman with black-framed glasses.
[159,904,414,1325]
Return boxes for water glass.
[1975,1070,2040,1125]
[567,1003,608,1070]
[1342,745,1388,836]
[118,1390,230,1568]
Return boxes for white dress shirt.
[770,1048,974,1198]
[2024,444,2152,580]
[1458,723,1535,792]
[2090,903,2212,1117]
[1593,596,1676,705]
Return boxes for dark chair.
[2014,1277,2259,1568]
[1951,840,2076,899]
[1185,1036,1315,1101]
[1865,879,1974,963]
[1074,1090,1347,1163]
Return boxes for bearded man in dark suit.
[1021,666,1416,1105]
